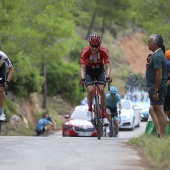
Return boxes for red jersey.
[80,46,110,67]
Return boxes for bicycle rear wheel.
[95,95,101,140]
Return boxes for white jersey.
[0,51,12,68]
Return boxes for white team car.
[119,99,141,130]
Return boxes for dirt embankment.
[117,32,151,75]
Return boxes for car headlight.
[64,125,73,130]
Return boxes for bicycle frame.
[81,79,110,139]
[93,80,102,140]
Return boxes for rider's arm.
[100,47,110,78]
[117,94,122,112]
[80,47,89,79]
[7,65,14,82]
[105,63,110,78]
[80,64,86,79]
[118,102,122,112]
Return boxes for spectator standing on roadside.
[146,45,166,136]
[164,50,170,119]
[146,34,167,138]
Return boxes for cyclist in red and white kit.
[80,33,112,125]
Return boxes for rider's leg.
[113,115,119,135]
[106,109,111,123]
[114,120,119,134]
[86,85,94,121]
[87,85,94,111]
[99,84,109,125]
[99,84,106,117]
[0,87,5,121]
[0,87,5,109]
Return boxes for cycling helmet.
[165,50,170,60]
[110,86,117,94]
[88,33,101,45]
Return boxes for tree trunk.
[85,11,96,40]
[42,61,47,109]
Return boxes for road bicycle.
[0,84,8,134]
[82,79,110,140]
[107,110,121,137]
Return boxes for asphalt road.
[0,122,150,170]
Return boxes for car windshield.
[122,100,131,109]
[70,110,87,119]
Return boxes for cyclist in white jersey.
[0,51,14,121]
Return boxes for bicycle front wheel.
[95,95,101,140]
[110,119,115,137]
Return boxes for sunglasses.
[111,93,116,95]
[91,45,100,48]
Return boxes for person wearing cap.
[164,50,170,119]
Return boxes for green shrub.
[129,134,170,169]
[4,98,18,122]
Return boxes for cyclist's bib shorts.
[85,65,106,86]
[106,106,119,121]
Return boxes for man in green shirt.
[146,34,167,138]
